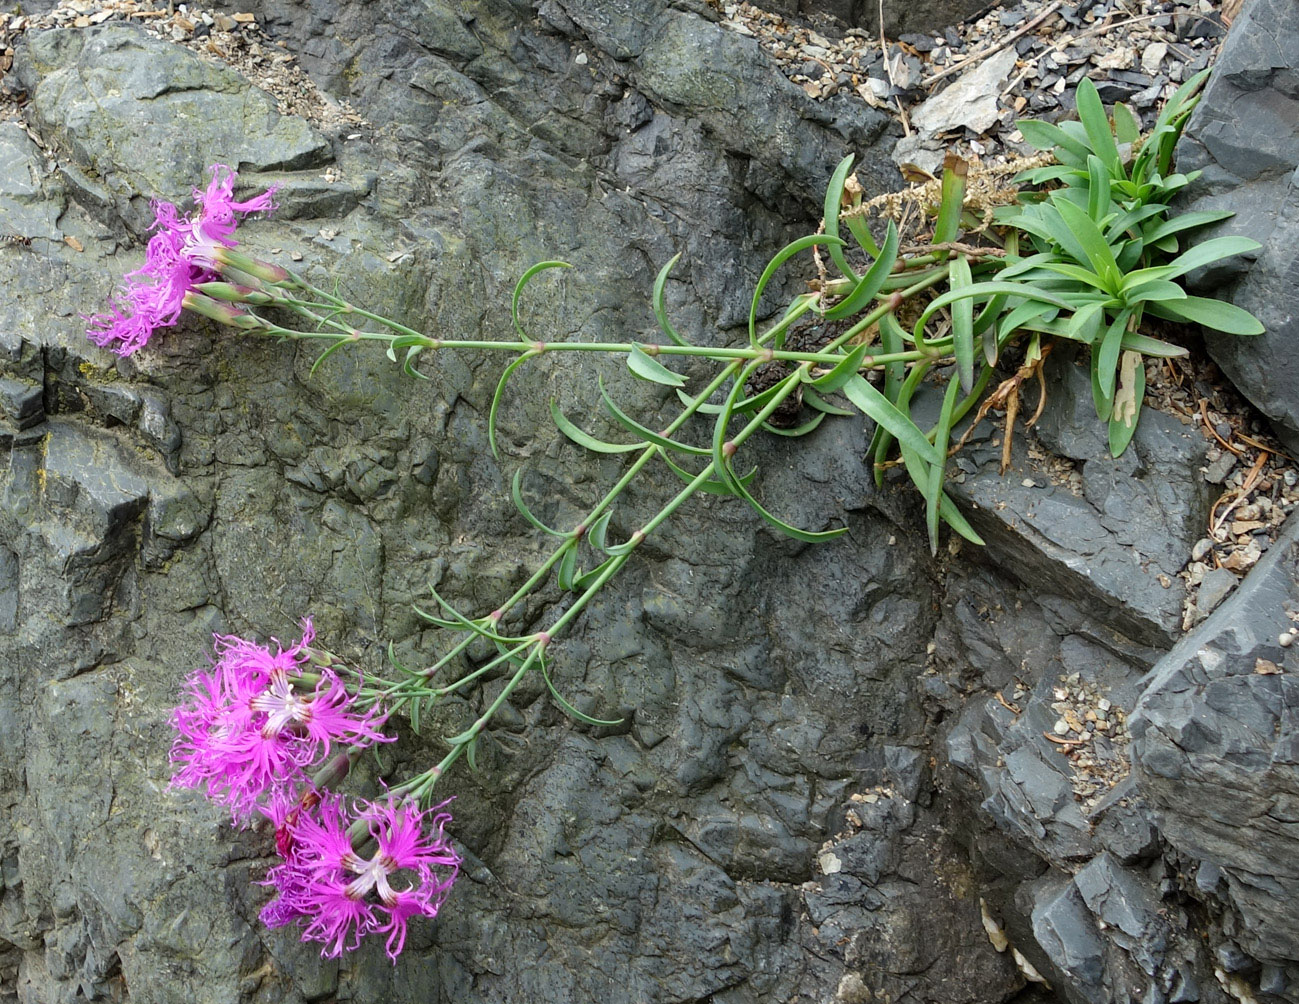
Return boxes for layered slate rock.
[1178,0,1299,452]
[14,24,333,233]
[1132,513,1299,973]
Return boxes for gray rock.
[763,0,996,36]
[909,46,1019,138]
[1030,877,1106,990]
[1178,0,1299,452]
[13,25,332,233]
[1131,512,1299,965]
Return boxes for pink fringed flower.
[260,791,461,961]
[170,619,391,818]
[88,164,276,355]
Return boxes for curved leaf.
[1146,295,1265,335]
[925,376,961,554]
[806,341,871,392]
[763,411,827,437]
[599,377,710,454]
[662,453,756,495]
[489,350,539,460]
[511,468,566,537]
[512,260,571,343]
[549,399,640,454]
[540,657,624,727]
[627,344,685,387]
[949,255,975,392]
[1075,77,1121,174]
[749,234,846,347]
[842,375,943,467]
[652,253,691,346]
[1108,349,1146,456]
[726,461,849,542]
[822,221,900,321]
[802,385,855,416]
[822,154,860,281]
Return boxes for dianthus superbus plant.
[98,70,1260,961]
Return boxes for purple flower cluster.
[170,620,459,961]
[88,164,275,356]
[260,789,460,961]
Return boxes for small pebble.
[1280,632,1294,648]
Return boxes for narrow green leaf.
[662,453,757,495]
[749,235,845,346]
[652,253,691,346]
[540,658,624,726]
[726,461,849,542]
[823,154,861,281]
[1090,345,1113,422]
[949,255,975,392]
[465,736,479,771]
[511,468,565,537]
[1108,349,1146,456]
[822,221,900,320]
[573,555,618,591]
[627,344,685,386]
[1067,300,1106,345]
[1017,119,1092,167]
[925,376,961,555]
[1086,155,1112,221]
[1036,261,1112,291]
[599,377,710,454]
[807,341,871,392]
[802,386,855,416]
[843,212,881,257]
[842,375,943,467]
[1119,331,1189,357]
[1096,308,1131,400]
[512,261,571,342]
[1075,77,1122,173]
[588,511,614,553]
[918,282,1073,345]
[1121,280,1187,304]
[403,345,431,380]
[933,156,968,248]
[763,412,827,437]
[1053,197,1121,290]
[549,399,640,454]
[489,351,539,461]
[1112,101,1141,144]
[1159,236,1261,282]
[309,337,352,376]
[556,546,578,590]
[1140,210,1234,245]
[1146,296,1265,335]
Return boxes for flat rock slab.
[13,24,332,233]
[909,45,1018,138]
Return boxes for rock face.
[0,2,1297,1004]
[1179,0,1299,453]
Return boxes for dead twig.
[995,691,1022,714]
[1198,399,1245,456]
[1210,450,1269,537]
[924,0,1065,88]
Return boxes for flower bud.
[182,290,263,329]
[214,247,295,286]
[193,280,275,305]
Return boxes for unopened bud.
[194,280,274,305]
[310,751,355,791]
[182,291,263,329]
[213,247,295,285]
